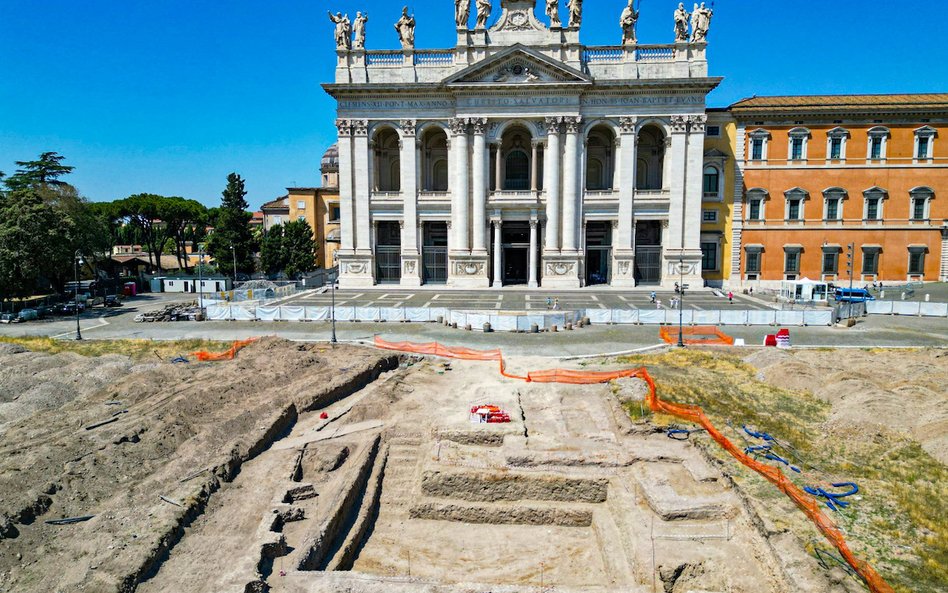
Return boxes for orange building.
[729,94,948,286]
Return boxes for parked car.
[104,295,123,307]
[17,308,39,321]
[0,313,22,324]
[59,302,86,315]
[834,287,875,303]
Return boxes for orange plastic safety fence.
[372,335,895,593]
[191,338,258,361]
[659,325,735,346]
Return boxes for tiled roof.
[260,195,289,210]
[730,93,948,114]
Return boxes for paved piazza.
[283,287,772,310]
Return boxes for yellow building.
[700,109,737,287]
[279,145,342,271]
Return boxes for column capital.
[529,219,538,228]
[531,138,545,147]
[470,117,488,135]
[400,119,417,137]
[352,119,369,136]
[688,114,708,133]
[563,116,583,134]
[618,116,637,134]
[449,117,469,135]
[669,115,689,134]
[544,116,562,134]
[335,119,352,136]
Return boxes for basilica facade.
[325,0,720,288]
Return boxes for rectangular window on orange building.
[746,252,761,274]
[861,247,880,275]
[829,137,842,159]
[790,138,804,160]
[749,200,762,220]
[822,252,838,274]
[912,198,926,221]
[751,138,763,160]
[826,198,840,220]
[784,251,800,274]
[917,137,929,159]
[908,246,927,275]
[866,198,880,220]
[870,137,883,159]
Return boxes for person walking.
[727,290,734,304]
[649,290,657,304]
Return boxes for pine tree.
[260,224,286,277]
[207,173,256,277]
[282,219,317,279]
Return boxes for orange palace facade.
[729,94,948,287]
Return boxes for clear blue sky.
[1,0,944,210]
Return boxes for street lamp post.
[197,245,205,319]
[677,257,685,348]
[74,250,83,341]
[330,267,338,345]
[230,244,237,283]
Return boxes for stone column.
[543,117,561,252]
[400,120,421,286]
[471,118,488,254]
[493,220,502,286]
[613,117,638,287]
[664,115,703,288]
[494,142,502,190]
[561,116,582,252]
[530,140,539,191]
[352,119,371,254]
[683,115,707,253]
[528,218,538,288]
[336,119,355,252]
[451,117,470,253]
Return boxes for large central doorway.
[501,221,530,285]
[634,220,662,285]
[585,221,612,286]
[422,222,447,284]
[375,221,401,284]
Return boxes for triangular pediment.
[443,45,591,86]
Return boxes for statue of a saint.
[567,0,582,28]
[394,6,415,49]
[673,2,689,42]
[353,12,368,49]
[455,0,470,29]
[475,0,492,29]
[620,0,639,45]
[328,11,352,50]
[546,0,561,27]
[691,1,713,42]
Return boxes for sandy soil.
[0,338,395,593]
[744,348,948,463]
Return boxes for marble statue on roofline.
[567,0,582,28]
[328,11,352,50]
[455,0,470,28]
[546,0,561,27]
[673,2,689,42]
[691,2,713,42]
[394,6,415,49]
[620,0,639,45]
[353,12,368,49]
[475,0,492,29]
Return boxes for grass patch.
[619,348,947,593]
[0,336,233,362]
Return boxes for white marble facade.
[326,0,719,288]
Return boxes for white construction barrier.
[919,302,948,316]
[491,315,518,331]
[866,300,893,315]
[612,309,638,324]
[891,301,921,316]
[747,310,777,325]
[379,307,406,321]
[803,310,833,325]
[664,309,695,325]
[230,306,256,321]
[282,306,306,321]
[305,306,330,321]
[720,309,749,325]
[356,307,380,321]
[256,306,281,321]
[586,309,613,324]
[405,307,430,322]
[334,306,356,321]
[692,310,721,325]
[775,310,804,326]
[206,305,230,320]
[638,309,665,324]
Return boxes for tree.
[4,152,75,191]
[206,173,256,277]
[0,188,74,299]
[115,194,175,273]
[260,224,286,276]
[282,219,317,279]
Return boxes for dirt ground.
[0,338,396,593]
[745,347,948,464]
[3,337,935,593]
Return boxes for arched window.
[419,126,448,192]
[373,127,401,192]
[504,150,529,190]
[585,125,615,190]
[636,125,665,190]
[702,165,720,198]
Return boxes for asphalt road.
[277,287,774,311]
[2,291,946,357]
